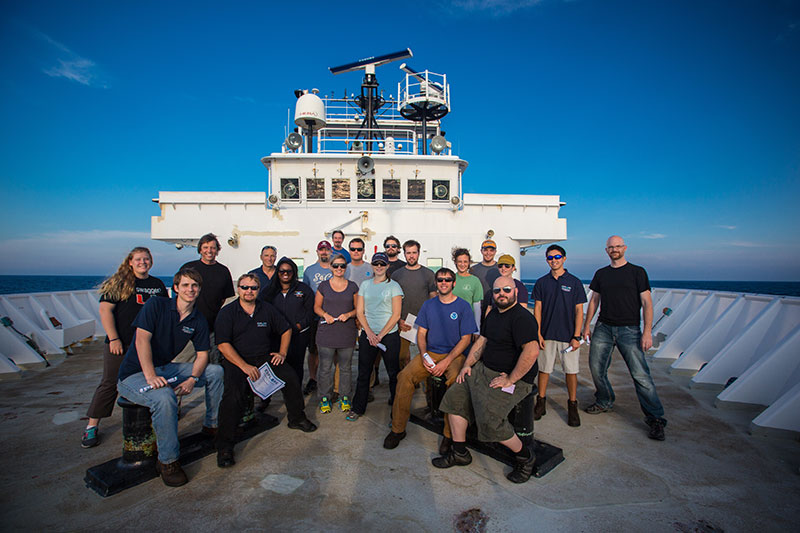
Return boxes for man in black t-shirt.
[582,235,667,441]
[433,277,540,484]
[180,233,235,364]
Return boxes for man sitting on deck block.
[117,268,224,487]
[384,268,477,451]
[432,277,540,483]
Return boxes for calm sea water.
[1,275,798,297]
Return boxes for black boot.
[533,395,546,420]
[567,400,581,427]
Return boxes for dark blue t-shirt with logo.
[214,299,290,361]
[415,296,478,354]
[532,270,587,342]
[118,295,211,381]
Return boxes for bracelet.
[108,338,119,342]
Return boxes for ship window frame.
[305,178,325,201]
[407,179,425,201]
[331,178,351,201]
[432,179,450,202]
[357,177,376,201]
[382,178,400,202]
[280,178,300,201]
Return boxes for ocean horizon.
[1,275,798,298]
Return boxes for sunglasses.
[331,264,347,269]
[278,269,293,275]
[239,285,259,291]
[498,264,513,268]
[385,244,399,249]
[436,278,454,283]
[372,262,388,267]
[349,247,363,251]
[481,246,496,250]
[492,286,514,294]
[546,254,564,261]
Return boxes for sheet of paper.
[501,383,516,394]
[248,362,286,400]
[399,313,418,344]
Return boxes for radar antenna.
[398,63,450,154]
[329,49,413,152]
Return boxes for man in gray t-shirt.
[391,240,436,368]
[345,237,373,288]
[470,238,500,293]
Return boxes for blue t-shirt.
[331,247,351,263]
[358,279,404,334]
[303,262,333,292]
[415,296,478,354]
[532,270,587,342]
[118,296,211,381]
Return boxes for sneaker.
[339,396,351,412]
[319,397,332,414]
[506,450,536,483]
[585,403,612,415]
[287,418,318,433]
[345,411,360,422]
[432,448,472,469]
[438,436,453,456]
[567,400,581,427]
[157,460,188,487]
[217,449,235,468]
[383,430,406,449]
[81,426,99,448]
[303,379,318,396]
[647,418,666,441]
[533,395,547,420]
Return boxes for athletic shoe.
[432,448,472,469]
[81,426,99,448]
[506,450,536,483]
[647,418,666,441]
[584,403,612,415]
[533,395,546,420]
[157,460,188,487]
[339,396,351,412]
[383,430,406,449]
[319,397,332,413]
[287,418,318,433]
[345,411,360,422]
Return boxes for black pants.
[287,328,310,383]
[352,331,400,415]
[216,354,308,451]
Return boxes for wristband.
[108,338,119,342]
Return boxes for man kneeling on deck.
[384,268,477,451]
[432,277,540,483]
[214,273,317,468]
[117,268,224,487]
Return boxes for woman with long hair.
[82,247,168,448]
[314,255,359,414]
[347,252,403,421]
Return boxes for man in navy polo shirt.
[117,268,224,487]
[214,273,317,468]
[532,245,587,427]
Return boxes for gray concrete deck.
[0,341,798,532]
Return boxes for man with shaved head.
[582,236,667,441]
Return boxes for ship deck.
[1,341,798,531]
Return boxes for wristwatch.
[190,375,199,383]
[572,336,581,341]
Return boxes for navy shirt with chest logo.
[118,296,211,381]
[532,269,587,342]
[214,299,290,360]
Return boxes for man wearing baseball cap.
[481,254,529,317]
[301,240,335,395]
[470,239,500,293]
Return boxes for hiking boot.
[439,436,453,456]
[287,418,318,433]
[383,431,406,450]
[339,396,351,412]
[303,379,317,396]
[533,395,547,420]
[157,460,188,487]
[319,397,331,414]
[567,400,581,427]
[585,403,612,415]
[217,449,235,468]
[506,450,536,483]
[432,448,472,469]
[81,426,99,448]
[647,418,666,441]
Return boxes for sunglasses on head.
[349,247,363,251]
[278,269,292,275]
[492,286,514,294]
[372,261,387,267]
[546,254,564,261]
[331,263,347,269]
[239,285,259,291]
[436,277,454,283]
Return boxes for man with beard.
[330,230,351,263]
[582,235,667,441]
[301,240,334,394]
[383,235,406,276]
[432,277,540,484]
[391,240,436,369]
[248,245,277,295]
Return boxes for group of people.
[81,231,667,487]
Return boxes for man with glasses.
[383,235,406,276]
[432,277,540,484]
[215,273,317,468]
[532,245,587,427]
[470,239,500,293]
[582,235,667,441]
[481,254,528,317]
[345,237,372,286]
[330,230,351,263]
[248,245,277,295]
[383,268,477,450]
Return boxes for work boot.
[567,400,581,427]
[157,461,188,487]
[533,395,546,420]
[506,449,536,483]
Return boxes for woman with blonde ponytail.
[81,247,168,448]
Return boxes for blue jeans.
[117,363,224,463]
[588,322,665,422]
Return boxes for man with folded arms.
[214,273,317,468]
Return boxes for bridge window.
[432,180,450,201]
[306,178,324,200]
[332,178,350,200]
[408,179,425,201]
[383,179,400,201]
[280,178,299,200]
[357,178,375,200]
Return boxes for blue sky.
[1,0,798,280]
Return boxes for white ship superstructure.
[150,50,566,278]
